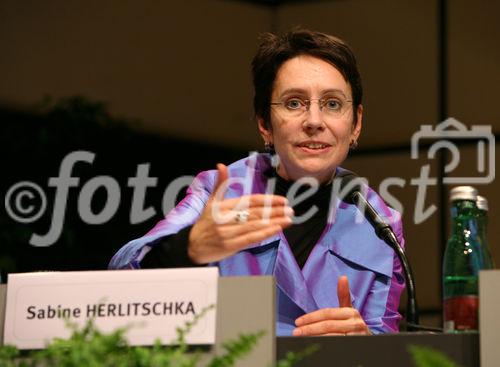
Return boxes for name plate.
[3,268,218,349]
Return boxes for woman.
[109,29,405,336]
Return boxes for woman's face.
[258,55,362,184]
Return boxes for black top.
[141,171,332,270]
[274,173,332,268]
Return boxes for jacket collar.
[224,153,394,276]
[320,197,394,278]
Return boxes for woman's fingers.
[224,205,293,223]
[293,307,370,336]
[219,215,292,237]
[189,163,295,264]
[296,307,356,326]
[211,195,292,225]
[212,163,229,198]
[337,276,353,308]
[204,217,293,254]
[293,319,345,336]
[188,198,293,264]
[292,319,366,336]
[215,194,289,210]
[224,217,293,246]
[293,315,369,336]
[189,209,292,264]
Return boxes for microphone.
[334,171,427,332]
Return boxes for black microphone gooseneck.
[336,171,424,331]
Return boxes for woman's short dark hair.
[251,28,363,128]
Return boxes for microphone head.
[333,170,364,204]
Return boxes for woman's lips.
[296,142,332,153]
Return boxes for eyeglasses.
[270,97,353,119]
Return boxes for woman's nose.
[303,102,325,131]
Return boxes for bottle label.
[443,296,479,331]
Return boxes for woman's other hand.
[188,163,294,264]
[293,276,371,336]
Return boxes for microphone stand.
[350,191,442,333]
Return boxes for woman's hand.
[293,276,371,336]
[188,163,294,264]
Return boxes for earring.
[265,142,275,153]
[349,140,358,150]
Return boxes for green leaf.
[0,345,21,367]
[0,303,314,367]
[207,331,266,367]
[276,344,320,367]
[408,345,460,367]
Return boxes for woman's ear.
[257,116,273,144]
[351,104,363,141]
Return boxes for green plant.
[0,309,315,367]
[408,345,461,367]
[0,345,20,367]
[0,318,258,367]
[276,344,319,367]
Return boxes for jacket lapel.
[221,154,395,314]
[325,197,394,278]
[302,195,394,310]
[273,234,319,313]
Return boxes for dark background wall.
[0,0,498,328]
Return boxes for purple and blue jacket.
[109,153,405,336]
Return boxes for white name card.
[3,267,218,349]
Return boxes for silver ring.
[234,210,250,223]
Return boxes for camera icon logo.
[411,118,495,184]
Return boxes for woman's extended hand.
[293,276,371,336]
[188,163,294,264]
